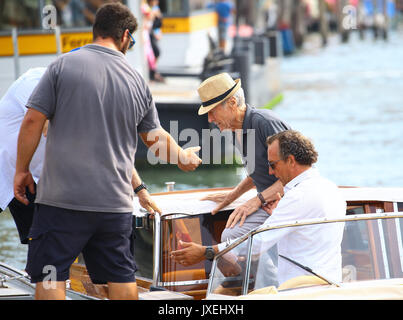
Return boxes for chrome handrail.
[215,212,403,258]
[152,212,161,287]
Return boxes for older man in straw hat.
[197,72,291,243]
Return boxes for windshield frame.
[207,212,403,297]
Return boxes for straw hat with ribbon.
[197,73,241,115]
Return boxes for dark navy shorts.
[26,204,137,284]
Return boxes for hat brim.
[197,79,241,115]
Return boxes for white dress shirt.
[218,167,346,285]
[0,68,46,210]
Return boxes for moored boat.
[69,186,403,300]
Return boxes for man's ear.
[121,29,129,44]
[228,96,237,109]
[288,155,296,166]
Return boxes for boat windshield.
[207,213,403,297]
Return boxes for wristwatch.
[205,246,215,261]
[134,182,147,194]
[257,192,267,206]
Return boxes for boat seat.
[277,275,328,290]
[247,285,278,295]
[247,275,328,295]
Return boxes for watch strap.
[134,183,147,194]
[257,192,267,206]
[205,246,215,261]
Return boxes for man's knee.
[221,226,245,243]
[35,281,66,300]
[221,209,269,243]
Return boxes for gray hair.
[222,87,245,108]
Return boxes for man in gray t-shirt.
[14,3,201,300]
[26,43,162,213]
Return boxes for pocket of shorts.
[26,228,49,278]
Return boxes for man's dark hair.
[93,2,138,46]
[266,130,318,166]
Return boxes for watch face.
[205,247,215,260]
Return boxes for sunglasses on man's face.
[268,159,282,170]
[128,31,136,49]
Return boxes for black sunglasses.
[268,159,282,170]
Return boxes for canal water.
[1,29,403,271]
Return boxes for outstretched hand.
[200,190,238,215]
[178,146,202,172]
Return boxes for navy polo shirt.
[235,105,291,192]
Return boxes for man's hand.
[217,252,243,277]
[225,196,261,229]
[14,108,46,206]
[137,189,162,215]
[200,190,238,215]
[226,192,283,228]
[178,146,202,172]
[14,171,35,205]
[170,240,205,266]
[261,193,282,216]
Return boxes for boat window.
[1,0,44,30]
[209,239,250,296]
[346,205,365,215]
[398,202,403,212]
[347,203,386,215]
[208,216,403,297]
[0,0,128,31]
[159,211,230,294]
[160,0,187,16]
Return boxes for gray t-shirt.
[236,105,291,192]
[26,44,160,212]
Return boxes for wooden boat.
[69,186,403,300]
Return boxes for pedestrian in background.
[208,0,236,52]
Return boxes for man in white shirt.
[171,130,346,285]
[0,68,47,244]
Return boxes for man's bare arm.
[131,167,161,215]
[201,176,255,215]
[14,108,47,205]
[139,128,202,171]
